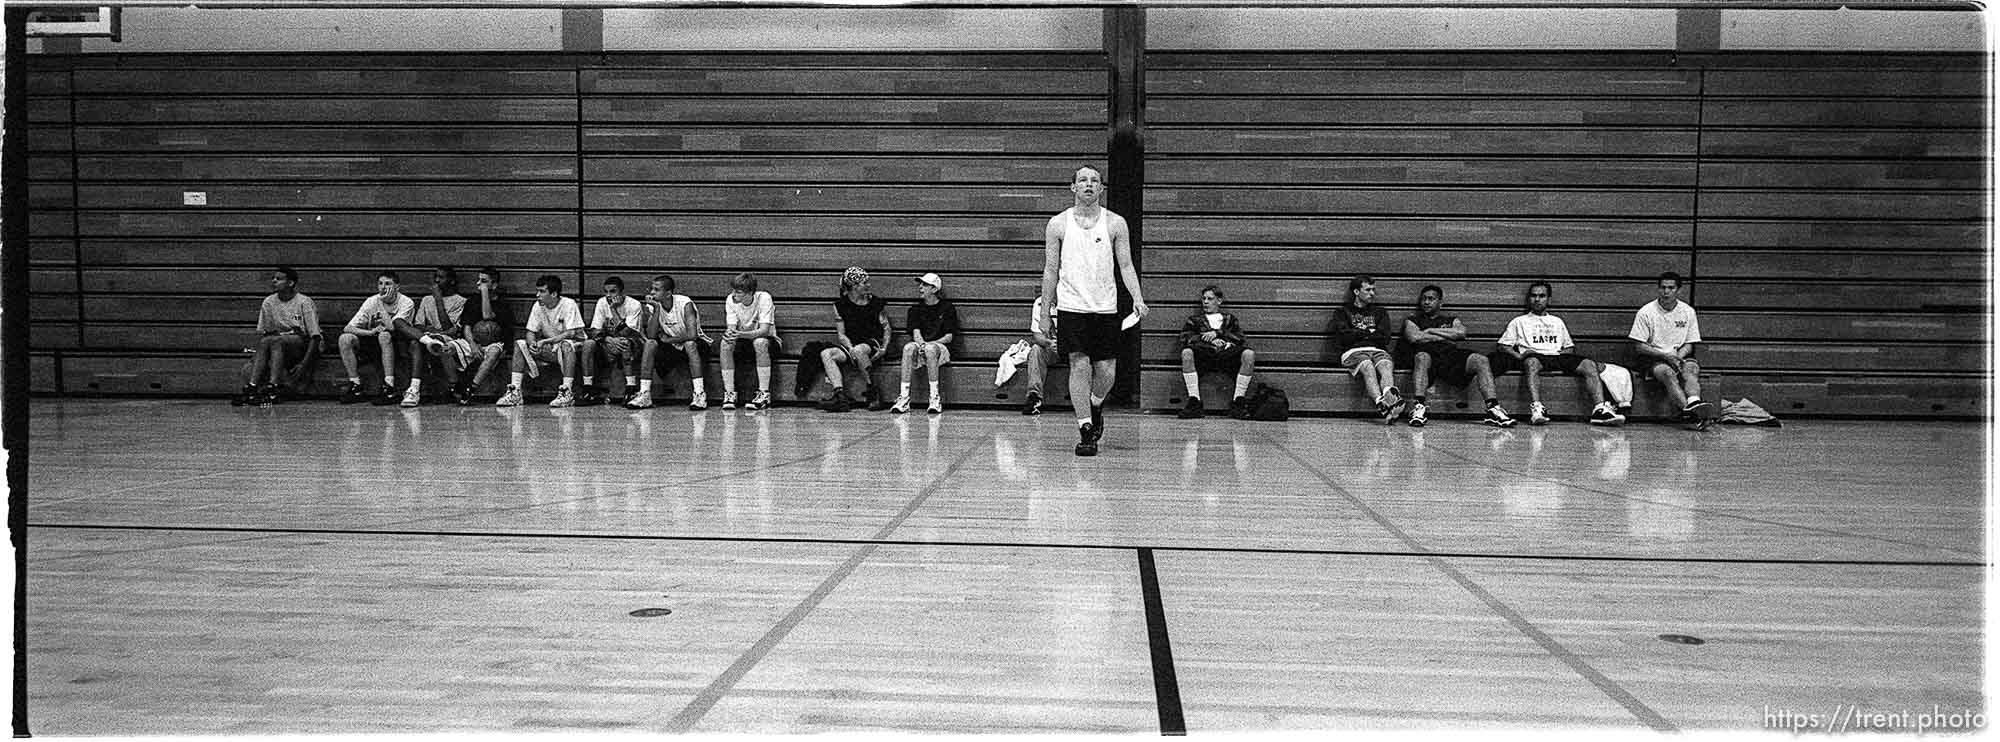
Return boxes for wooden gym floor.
[20,398,1986,734]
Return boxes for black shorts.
[723,334,783,360]
[652,337,713,372]
[1490,351,1592,376]
[1412,346,1476,387]
[1057,311,1122,363]
[1187,343,1246,373]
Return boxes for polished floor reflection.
[24,398,1986,734]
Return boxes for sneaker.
[890,394,911,414]
[1021,390,1043,416]
[230,384,258,406]
[1229,396,1252,420]
[339,382,367,404]
[1481,404,1517,428]
[927,396,943,415]
[720,391,737,410]
[688,392,708,411]
[1588,403,1624,426]
[495,385,524,407]
[1179,397,1205,419]
[621,389,641,408]
[550,388,575,408]
[1084,417,1103,443]
[452,382,474,406]
[819,390,853,413]
[399,385,422,408]
[625,391,654,410]
[1074,423,1099,456]
[370,387,400,406]
[576,385,607,407]
[1528,402,1550,426]
[1378,387,1406,421]
[1408,402,1428,427]
[748,390,771,410]
[254,385,281,407]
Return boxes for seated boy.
[337,270,415,405]
[1330,275,1404,421]
[892,272,960,414]
[819,266,892,412]
[446,266,515,404]
[629,274,712,410]
[1175,284,1258,419]
[578,275,646,407]
[496,274,585,408]
[1017,291,1057,415]
[233,266,322,406]
[1492,281,1622,426]
[391,266,469,408]
[1401,284,1515,427]
[718,272,781,411]
[1629,271,1712,420]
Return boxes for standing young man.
[233,267,321,406]
[337,270,415,405]
[1330,275,1404,422]
[1042,165,1147,456]
[1401,284,1515,427]
[1629,271,1711,420]
[1493,281,1623,426]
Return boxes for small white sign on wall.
[182,191,207,206]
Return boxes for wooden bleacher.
[23,50,1986,418]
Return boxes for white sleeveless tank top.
[1056,208,1117,313]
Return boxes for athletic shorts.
[653,337,713,371]
[1188,343,1246,373]
[1340,347,1391,376]
[595,334,643,359]
[722,334,783,359]
[907,341,952,366]
[1628,355,1696,377]
[1411,345,1475,387]
[1056,311,1121,363]
[1490,351,1592,376]
[520,338,579,377]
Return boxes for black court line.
[1264,433,1679,733]
[27,522,1983,569]
[663,433,991,733]
[1418,439,1981,558]
[1136,548,1186,736]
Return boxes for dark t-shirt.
[906,298,961,347]
[833,294,889,346]
[1404,311,1458,352]
[461,293,514,333]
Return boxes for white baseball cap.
[916,273,943,290]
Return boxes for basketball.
[472,320,502,346]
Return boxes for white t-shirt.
[725,291,779,339]
[658,294,707,342]
[346,293,415,333]
[1498,312,1574,356]
[526,296,584,340]
[592,295,644,334]
[1028,296,1050,336]
[1055,208,1118,314]
[1629,300,1701,353]
[1205,312,1224,330]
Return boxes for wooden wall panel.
[583,127,1099,154]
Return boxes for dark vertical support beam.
[1677,8,1718,301]
[5,8,32,738]
[563,9,601,293]
[1105,7,1144,404]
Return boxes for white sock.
[723,380,736,395]
[692,378,706,395]
[509,372,524,387]
[1182,372,1199,397]
[1078,418,1091,428]
[639,380,653,394]
[624,375,636,387]
[929,381,941,400]
[348,376,361,385]
[583,375,595,386]
[900,381,911,397]
[1090,394,1105,407]
[384,376,396,387]
[1234,374,1252,399]
[756,367,771,392]
[1687,395,1701,404]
